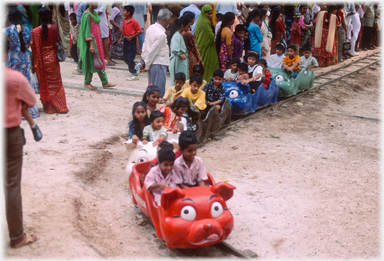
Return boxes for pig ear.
[123,140,137,156]
[210,182,236,201]
[161,186,185,210]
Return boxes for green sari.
[195,5,219,82]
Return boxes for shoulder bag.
[51,24,66,62]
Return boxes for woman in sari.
[312,5,340,67]
[195,5,219,82]
[270,7,286,54]
[182,11,204,77]
[216,12,235,71]
[5,7,40,118]
[31,7,69,114]
[109,2,124,60]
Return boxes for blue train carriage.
[268,68,315,98]
[222,79,278,115]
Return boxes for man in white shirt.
[97,2,114,65]
[141,8,172,97]
[179,4,200,33]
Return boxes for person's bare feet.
[102,83,116,88]
[84,84,97,90]
[12,233,39,248]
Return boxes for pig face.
[159,182,236,248]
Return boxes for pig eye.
[211,202,223,218]
[180,206,196,221]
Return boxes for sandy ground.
[2,49,381,258]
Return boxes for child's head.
[258,59,268,69]
[174,72,186,90]
[302,46,312,59]
[132,101,148,123]
[142,84,161,105]
[157,140,174,153]
[123,5,135,17]
[299,4,308,15]
[286,44,296,58]
[234,24,245,40]
[179,130,198,162]
[230,57,241,72]
[149,110,164,130]
[244,28,249,40]
[275,41,286,55]
[189,73,203,94]
[158,148,175,176]
[212,69,224,86]
[70,13,77,25]
[293,12,301,22]
[215,13,224,23]
[247,51,259,67]
[238,63,248,75]
[171,97,190,117]
[193,64,204,76]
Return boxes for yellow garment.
[163,85,185,103]
[221,27,232,45]
[212,2,217,26]
[283,55,301,72]
[183,79,207,91]
[181,87,207,110]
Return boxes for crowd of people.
[2,1,382,249]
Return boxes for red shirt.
[122,17,142,36]
[290,21,301,44]
[5,68,36,128]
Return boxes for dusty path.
[3,56,380,258]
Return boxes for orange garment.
[159,106,180,132]
[283,55,301,72]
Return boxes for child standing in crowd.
[163,72,186,106]
[258,59,272,90]
[145,148,180,205]
[128,101,150,144]
[283,44,301,77]
[267,41,286,68]
[174,130,208,188]
[290,12,302,56]
[160,97,190,133]
[118,5,142,81]
[203,69,226,112]
[183,65,207,91]
[181,74,207,111]
[215,13,224,40]
[224,57,240,81]
[142,84,163,116]
[69,13,79,63]
[142,110,167,147]
[241,52,263,93]
[300,46,319,70]
[236,62,250,81]
[232,24,245,60]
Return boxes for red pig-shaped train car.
[129,161,236,249]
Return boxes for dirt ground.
[3,51,381,258]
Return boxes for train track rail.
[199,50,381,147]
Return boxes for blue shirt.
[179,5,201,33]
[76,2,88,24]
[246,23,263,59]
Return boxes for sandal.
[105,62,116,66]
[84,84,97,90]
[102,83,116,88]
[12,233,39,248]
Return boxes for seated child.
[142,110,167,147]
[232,24,245,60]
[142,84,163,116]
[144,148,181,205]
[128,101,150,144]
[240,51,263,93]
[224,57,240,81]
[203,69,225,112]
[162,72,186,106]
[282,44,301,78]
[300,46,318,70]
[236,62,250,81]
[258,59,272,90]
[181,73,207,111]
[173,130,207,188]
[160,97,189,132]
[182,64,207,91]
[267,41,286,68]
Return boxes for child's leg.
[127,38,138,76]
[22,103,34,128]
[215,104,221,112]
[71,43,79,63]
[123,38,129,66]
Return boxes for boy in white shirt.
[300,46,319,70]
[224,57,240,81]
[267,41,286,68]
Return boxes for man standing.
[78,2,116,89]
[141,8,172,97]
[179,3,200,33]
[97,2,114,65]
[362,2,375,50]
[129,2,147,53]
[4,39,39,248]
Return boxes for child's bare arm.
[178,184,189,189]
[197,181,205,187]
[147,182,168,191]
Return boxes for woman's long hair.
[170,14,193,40]
[215,12,235,54]
[8,7,26,53]
[269,7,280,40]
[142,84,161,104]
[245,8,261,28]
[38,7,51,40]
[325,4,337,27]
[131,101,150,140]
